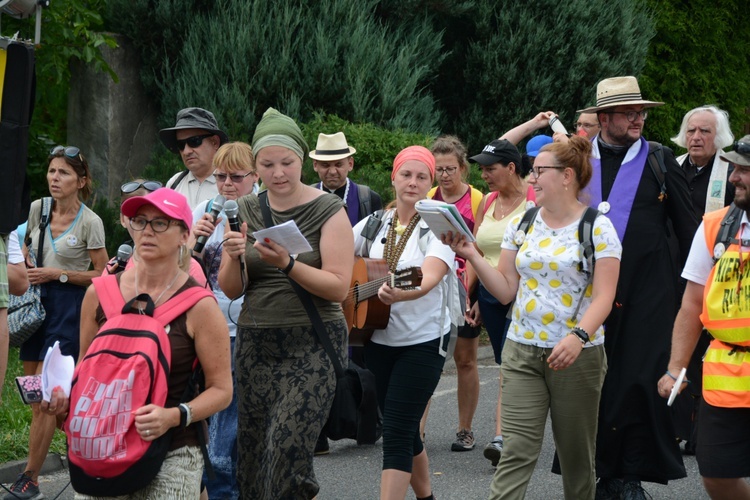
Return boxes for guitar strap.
[258,192,345,377]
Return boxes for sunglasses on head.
[734,142,750,155]
[173,134,214,153]
[121,180,163,194]
[50,145,81,159]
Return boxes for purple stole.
[584,137,649,243]
[316,180,360,226]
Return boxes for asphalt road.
[9,352,710,499]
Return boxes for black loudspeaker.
[0,42,35,233]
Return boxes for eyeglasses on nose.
[214,171,255,183]
[173,134,214,152]
[530,166,565,179]
[50,146,82,159]
[121,180,163,194]
[436,166,458,176]
[575,123,598,129]
[129,216,181,233]
[605,110,648,123]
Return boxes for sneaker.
[621,480,651,500]
[450,429,475,452]
[594,477,622,500]
[314,434,329,456]
[483,437,503,466]
[3,471,44,500]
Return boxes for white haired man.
[672,105,735,216]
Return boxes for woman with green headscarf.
[219,108,354,499]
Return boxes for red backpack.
[66,275,213,497]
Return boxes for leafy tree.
[452,0,654,153]
[639,0,750,147]
[1,0,116,200]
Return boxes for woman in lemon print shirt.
[447,136,622,499]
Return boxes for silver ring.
[145,429,150,437]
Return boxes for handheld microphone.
[223,199,245,275]
[194,195,226,253]
[113,243,133,274]
[223,200,241,233]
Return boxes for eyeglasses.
[575,122,599,129]
[121,180,163,194]
[174,134,214,152]
[49,145,81,159]
[605,110,648,122]
[733,142,750,154]
[530,166,566,179]
[435,166,458,176]
[214,171,255,183]
[129,216,182,233]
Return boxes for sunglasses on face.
[213,171,255,183]
[173,134,214,152]
[50,145,81,159]
[121,180,163,194]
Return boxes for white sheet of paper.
[41,340,75,402]
[667,367,687,407]
[415,199,476,243]
[252,219,313,255]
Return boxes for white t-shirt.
[193,198,243,337]
[501,209,622,348]
[682,211,750,286]
[352,210,455,347]
[168,171,219,210]
[8,230,23,264]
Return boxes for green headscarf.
[251,107,309,160]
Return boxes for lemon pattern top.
[501,209,622,348]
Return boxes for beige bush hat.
[720,135,750,166]
[577,76,664,113]
[309,132,356,161]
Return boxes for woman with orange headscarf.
[352,146,455,500]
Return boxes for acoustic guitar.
[342,257,422,346]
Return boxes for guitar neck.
[352,274,396,302]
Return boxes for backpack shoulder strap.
[357,183,371,217]
[519,206,541,235]
[154,287,215,326]
[647,141,668,201]
[360,209,385,258]
[92,275,126,320]
[577,207,600,273]
[168,170,191,190]
[483,192,500,216]
[714,203,744,263]
[35,197,53,267]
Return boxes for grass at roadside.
[1,347,67,464]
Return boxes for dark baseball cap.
[159,107,229,153]
[469,139,522,167]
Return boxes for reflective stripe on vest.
[701,206,750,407]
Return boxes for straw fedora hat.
[577,76,664,113]
[309,132,357,161]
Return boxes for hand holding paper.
[252,220,312,255]
[415,199,475,243]
[667,367,687,407]
[42,340,75,402]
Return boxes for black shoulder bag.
[258,192,382,444]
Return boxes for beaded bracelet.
[665,370,690,384]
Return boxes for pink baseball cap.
[121,188,193,231]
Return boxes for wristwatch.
[59,271,69,283]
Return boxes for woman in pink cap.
[45,188,232,498]
[352,145,455,500]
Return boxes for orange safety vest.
[700,206,750,408]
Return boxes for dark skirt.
[20,281,86,362]
[235,319,346,500]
